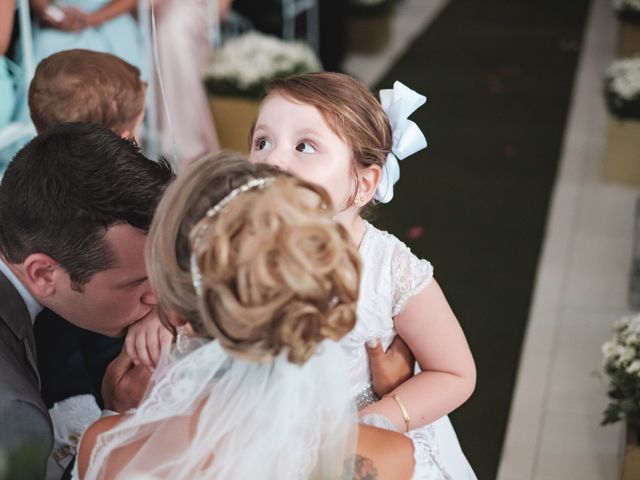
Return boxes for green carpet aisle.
[371,1,590,478]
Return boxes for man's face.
[46,224,156,337]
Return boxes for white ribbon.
[375,81,428,203]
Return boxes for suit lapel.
[0,270,41,387]
[23,336,40,388]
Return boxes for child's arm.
[124,311,174,370]
[1,0,15,55]
[359,280,476,432]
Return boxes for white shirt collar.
[0,259,43,324]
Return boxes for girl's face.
[249,93,356,211]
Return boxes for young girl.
[249,72,477,479]
[77,153,441,479]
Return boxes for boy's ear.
[358,164,382,204]
[122,111,146,143]
[21,253,61,297]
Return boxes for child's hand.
[366,336,415,397]
[124,310,173,370]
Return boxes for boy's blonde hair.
[28,49,146,135]
[147,152,360,364]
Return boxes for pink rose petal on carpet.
[407,226,425,240]
[503,145,517,158]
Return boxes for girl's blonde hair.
[265,72,393,171]
[147,151,360,364]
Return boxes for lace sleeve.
[391,239,434,317]
[407,427,451,480]
[360,415,449,479]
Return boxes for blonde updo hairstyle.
[147,151,360,365]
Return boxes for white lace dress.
[342,221,476,480]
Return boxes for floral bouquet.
[613,0,640,24]
[603,56,640,120]
[601,313,640,437]
[204,31,321,100]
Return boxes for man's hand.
[102,349,152,413]
[124,309,173,370]
[366,336,415,397]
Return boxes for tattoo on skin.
[342,454,378,480]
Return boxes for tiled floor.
[343,0,448,86]
[497,0,637,478]
[346,0,637,478]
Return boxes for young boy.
[28,48,146,139]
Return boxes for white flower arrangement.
[613,0,640,22]
[204,32,321,99]
[601,313,640,436]
[603,56,640,119]
[614,0,640,12]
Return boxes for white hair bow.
[375,81,428,203]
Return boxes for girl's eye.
[295,142,316,154]
[255,138,272,150]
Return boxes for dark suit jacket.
[0,271,53,477]
[35,310,123,409]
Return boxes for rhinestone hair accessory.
[190,177,275,296]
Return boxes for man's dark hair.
[0,122,174,289]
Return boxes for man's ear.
[22,253,61,297]
[358,164,382,204]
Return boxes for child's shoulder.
[363,221,402,246]
[363,222,424,258]
[362,223,434,316]
[363,221,433,272]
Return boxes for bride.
[76,152,444,479]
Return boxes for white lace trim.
[359,222,434,318]
[341,325,396,347]
[390,238,434,317]
[408,425,452,480]
[359,414,449,480]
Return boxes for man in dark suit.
[35,309,123,410]
[0,268,53,467]
[0,123,173,478]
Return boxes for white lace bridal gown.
[342,221,477,480]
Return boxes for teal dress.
[0,57,15,130]
[31,0,144,77]
[0,56,18,174]
[0,0,145,168]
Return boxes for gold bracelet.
[384,393,410,432]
